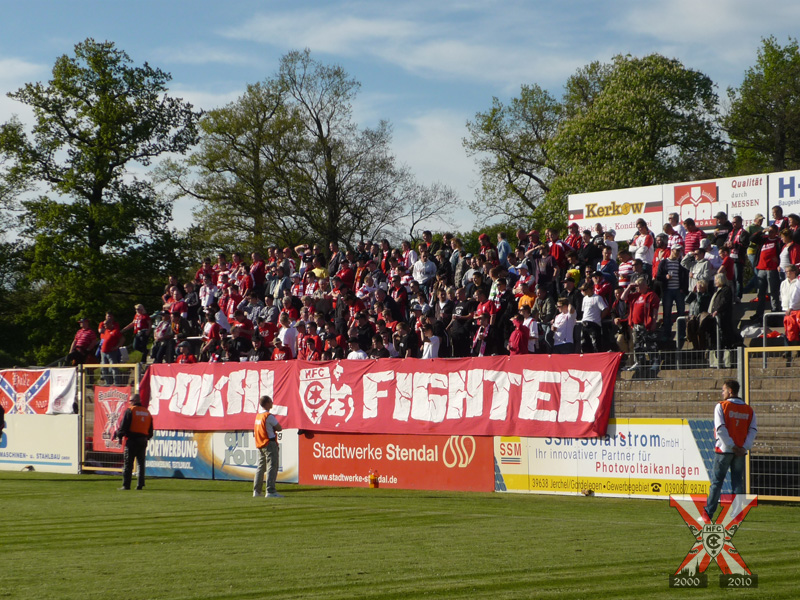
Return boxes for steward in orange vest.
[115,394,153,491]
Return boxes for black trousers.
[123,436,148,489]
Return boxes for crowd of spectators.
[68,207,800,374]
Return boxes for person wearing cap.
[656,245,689,336]
[621,276,661,373]
[67,317,100,366]
[564,222,584,251]
[681,244,712,292]
[114,393,153,490]
[512,263,533,298]
[580,281,609,353]
[289,272,304,297]
[713,211,732,248]
[175,341,198,364]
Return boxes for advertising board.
[0,414,80,474]
[145,429,299,483]
[568,185,663,239]
[495,418,720,499]
[299,432,494,492]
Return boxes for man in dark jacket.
[115,394,153,491]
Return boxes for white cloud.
[0,57,48,132]
[153,44,255,67]
[617,0,800,82]
[218,6,587,88]
[0,57,46,87]
[167,86,244,113]
[393,109,478,229]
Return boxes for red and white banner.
[299,432,494,492]
[141,354,621,438]
[92,386,131,453]
[0,368,77,415]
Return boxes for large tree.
[158,80,301,255]
[0,38,199,364]
[167,49,457,252]
[463,84,563,224]
[725,36,800,173]
[551,54,728,197]
[464,54,729,231]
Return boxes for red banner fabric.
[299,432,495,492]
[141,354,621,438]
[92,386,131,453]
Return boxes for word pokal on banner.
[141,354,622,438]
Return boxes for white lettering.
[410,372,448,423]
[558,369,602,422]
[485,370,521,421]
[362,371,393,419]
[519,370,561,421]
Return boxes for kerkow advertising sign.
[140,354,621,438]
[299,432,494,491]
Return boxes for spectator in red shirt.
[750,225,783,320]
[176,341,197,364]
[508,313,530,355]
[121,304,152,356]
[622,277,661,374]
[683,218,705,254]
[99,312,124,384]
[68,317,99,366]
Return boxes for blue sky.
[1,0,799,233]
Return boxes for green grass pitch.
[1,472,797,599]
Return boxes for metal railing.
[673,315,722,369]
[761,311,789,368]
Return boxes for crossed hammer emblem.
[670,494,757,575]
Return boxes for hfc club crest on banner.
[668,494,757,588]
[298,364,354,427]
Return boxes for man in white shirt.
[412,250,437,293]
[346,337,368,360]
[277,313,297,358]
[421,324,440,358]
[580,282,609,353]
[781,264,800,345]
[669,212,687,239]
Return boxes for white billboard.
[0,415,80,474]
[495,418,713,499]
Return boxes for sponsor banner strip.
[140,354,622,438]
